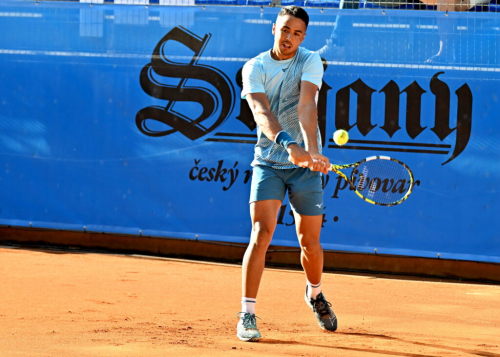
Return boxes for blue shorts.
[249,165,324,216]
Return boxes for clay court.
[1,246,499,357]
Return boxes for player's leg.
[287,167,324,285]
[294,213,324,290]
[294,211,338,332]
[237,166,285,342]
[288,168,337,332]
[243,199,282,299]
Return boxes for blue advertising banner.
[0,1,499,262]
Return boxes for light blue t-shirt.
[241,47,324,169]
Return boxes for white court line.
[0,12,43,18]
[1,49,498,73]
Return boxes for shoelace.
[312,296,333,317]
[236,312,260,329]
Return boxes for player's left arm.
[297,80,329,174]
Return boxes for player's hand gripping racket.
[329,156,415,206]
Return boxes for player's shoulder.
[298,47,322,62]
[298,46,315,56]
[245,50,270,68]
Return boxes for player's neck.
[270,48,297,61]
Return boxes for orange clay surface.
[1,246,499,357]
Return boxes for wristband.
[275,131,297,149]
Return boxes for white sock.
[241,297,256,315]
[307,280,322,300]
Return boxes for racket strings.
[353,160,412,204]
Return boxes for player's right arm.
[245,93,282,141]
[245,93,314,169]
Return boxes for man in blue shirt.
[237,5,337,342]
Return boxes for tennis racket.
[329,155,415,206]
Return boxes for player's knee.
[252,221,274,236]
[299,237,322,255]
[250,223,274,247]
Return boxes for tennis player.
[237,6,337,341]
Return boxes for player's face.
[271,14,306,61]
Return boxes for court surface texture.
[1,246,499,357]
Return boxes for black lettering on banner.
[354,172,412,195]
[380,178,394,193]
[392,179,409,194]
[430,72,472,165]
[277,204,295,226]
[403,81,427,139]
[331,176,351,199]
[321,175,330,190]
[378,80,428,139]
[243,169,252,184]
[379,80,401,138]
[189,159,239,191]
[333,73,472,165]
[276,204,327,228]
[330,165,420,201]
[431,71,451,140]
[322,210,327,228]
[135,40,472,166]
[137,26,235,140]
[335,78,377,136]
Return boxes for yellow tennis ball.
[333,129,349,146]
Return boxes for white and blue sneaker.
[236,312,262,341]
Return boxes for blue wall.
[1,1,499,262]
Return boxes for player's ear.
[272,23,276,35]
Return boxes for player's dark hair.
[278,6,309,28]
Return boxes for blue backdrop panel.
[0,1,499,262]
